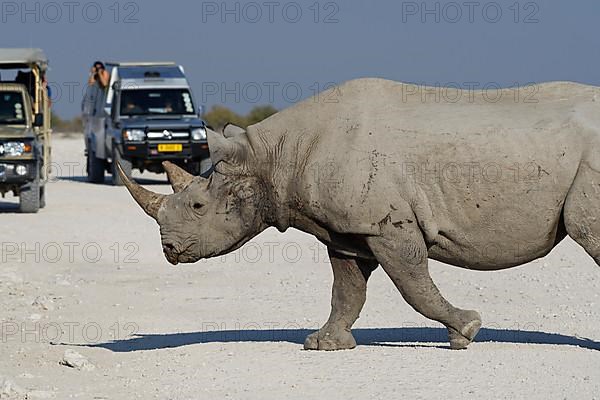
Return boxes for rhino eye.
[192,202,204,210]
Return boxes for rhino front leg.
[367,222,482,349]
[304,248,377,351]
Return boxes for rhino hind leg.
[367,222,481,349]
[304,248,377,351]
[564,163,600,265]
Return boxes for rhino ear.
[207,128,249,175]
[223,123,246,138]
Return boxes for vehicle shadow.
[56,176,88,183]
[57,175,167,186]
[68,327,600,352]
[0,200,19,213]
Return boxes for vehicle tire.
[199,157,213,177]
[19,178,40,213]
[87,150,105,184]
[183,159,213,177]
[39,184,46,209]
[111,145,132,186]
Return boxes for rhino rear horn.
[162,161,194,193]
[118,162,166,219]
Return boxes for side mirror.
[33,113,44,127]
[108,105,120,129]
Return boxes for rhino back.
[254,79,600,268]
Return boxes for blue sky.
[1,0,599,118]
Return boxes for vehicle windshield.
[120,89,195,116]
[0,91,26,125]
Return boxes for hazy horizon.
[1,0,598,119]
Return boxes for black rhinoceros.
[119,78,600,350]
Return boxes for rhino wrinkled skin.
[120,78,600,350]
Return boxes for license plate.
[157,144,182,152]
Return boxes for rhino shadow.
[71,327,600,352]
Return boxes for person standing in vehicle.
[87,61,110,88]
[82,61,111,125]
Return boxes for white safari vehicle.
[82,62,210,185]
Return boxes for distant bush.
[203,105,277,131]
[202,105,247,130]
[244,105,278,126]
[51,114,83,133]
[50,104,278,134]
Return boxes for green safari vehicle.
[0,48,51,213]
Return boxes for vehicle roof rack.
[0,48,48,70]
[106,61,176,67]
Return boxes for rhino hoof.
[448,317,482,350]
[304,328,357,351]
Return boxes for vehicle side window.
[111,91,119,119]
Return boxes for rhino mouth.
[162,236,253,265]
[164,251,180,265]
[163,242,197,265]
[164,250,199,265]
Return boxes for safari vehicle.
[82,62,211,185]
[0,49,51,213]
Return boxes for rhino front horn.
[117,162,166,219]
[162,161,193,193]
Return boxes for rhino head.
[119,127,270,265]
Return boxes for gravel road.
[0,136,598,399]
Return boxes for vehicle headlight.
[15,165,28,176]
[0,142,31,157]
[191,127,207,141]
[123,129,146,141]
